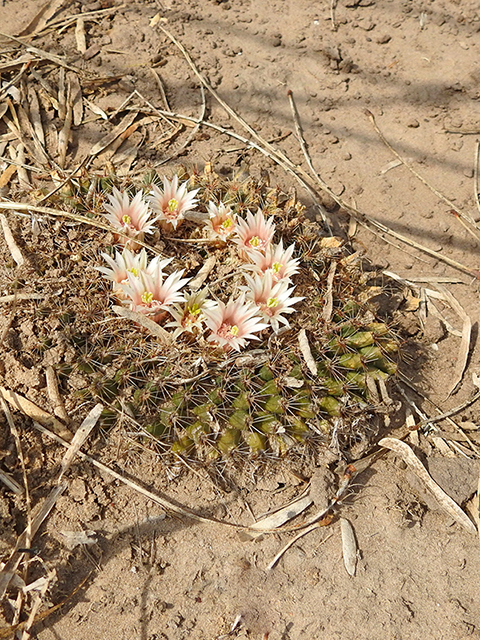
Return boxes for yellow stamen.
[122,214,132,225]
[188,304,202,316]
[272,261,282,273]
[230,325,239,336]
[249,236,260,247]
[141,291,154,304]
[167,198,178,213]
[267,297,279,308]
[221,218,233,229]
[128,267,139,277]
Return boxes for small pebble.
[343,152,352,161]
[270,34,282,47]
[407,119,420,128]
[377,34,392,44]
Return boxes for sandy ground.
[1,0,480,639]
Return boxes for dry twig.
[379,437,477,535]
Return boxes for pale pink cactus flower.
[148,175,199,231]
[166,289,216,338]
[203,294,268,351]
[97,248,173,298]
[97,247,149,286]
[234,209,276,257]
[243,240,300,283]
[242,271,304,333]
[121,264,190,316]
[203,201,237,241]
[103,188,157,246]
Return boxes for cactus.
[38,164,399,462]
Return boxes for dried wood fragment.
[68,72,83,126]
[340,518,357,576]
[0,213,24,266]
[322,260,337,323]
[58,67,66,122]
[0,162,17,188]
[437,287,472,395]
[75,16,87,54]
[0,468,23,495]
[84,97,108,120]
[0,387,72,441]
[189,255,216,291]
[267,526,332,571]
[238,494,313,541]
[59,404,102,481]
[27,86,45,146]
[30,70,60,111]
[17,0,66,36]
[13,142,30,189]
[46,365,68,422]
[112,305,172,345]
[298,329,317,376]
[379,437,477,535]
[88,112,137,157]
[0,483,67,599]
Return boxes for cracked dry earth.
[1,1,480,639]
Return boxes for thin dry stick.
[0,483,67,600]
[322,260,337,322]
[0,31,80,72]
[112,305,172,345]
[356,216,430,265]
[287,89,331,230]
[0,61,30,101]
[0,386,73,441]
[157,26,333,217]
[0,393,32,548]
[330,0,339,31]
[367,109,480,233]
[417,390,480,427]
[0,201,164,255]
[0,468,23,495]
[32,4,126,37]
[379,437,477,534]
[267,528,333,571]
[30,420,239,528]
[98,92,478,277]
[150,67,171,111]
[474,140,480,217]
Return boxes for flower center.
[249,236,261,248]
[266,297,279,308]
[272,261,282,273]
[141,291,154,304]
[167,198,178,213]
[217,323,239,339]
[122,214,132,226]
[188,303,202,316]
[221,218,233,229]
[128,267,139,277]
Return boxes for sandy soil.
[1,1,480,639]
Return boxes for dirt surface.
[1,1,480,639]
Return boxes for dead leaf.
[340,518,357,576]
[320,236,343,249]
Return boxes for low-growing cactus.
[38,164,399,462]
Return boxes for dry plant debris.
[1,5,480,637]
